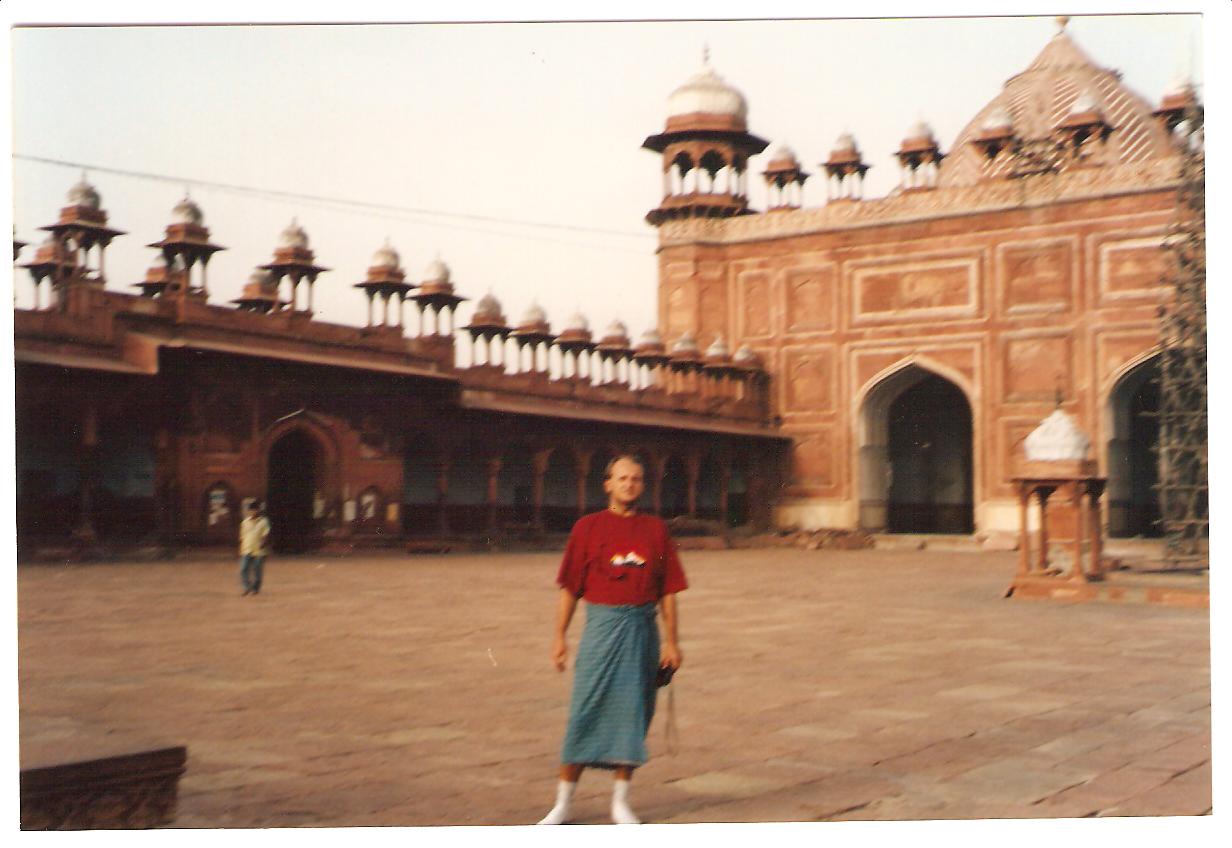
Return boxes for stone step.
[871,533,982,552]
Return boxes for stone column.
[485,456,502,536]
[574,449,593,520]
[435,456,451,537]
[1088,482,1105,579]
[72,402,99,542]
[1069,483,1087,582]
[1016,482,1031,576]
[1034,487,1053,572]
[648,454,666,516]
[717,461,731,527]
[531,450,550,533]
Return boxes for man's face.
[604,459,645,507]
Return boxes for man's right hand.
[551,636,568,672]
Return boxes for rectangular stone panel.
[1002,333,1073,403]
[737,271,773,338]
[782,348,836,412]
[663,280,694,338]
[1098,236,1167,302]
[852,258,978,322]
[785,266,836,333]
[788,427,834,489]
[1096,332,1159,394]
[999,239,1074,314]
[698,280,728,346]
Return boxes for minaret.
[258,218,330,314]
[642,50,769,225]
[354,239,414,329]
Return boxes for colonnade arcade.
[402,433,762,536]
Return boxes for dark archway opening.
[267,429,320,553]
[1108,358,1163,537]
[885,375,974,534]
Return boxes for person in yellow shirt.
[239,499,271,596]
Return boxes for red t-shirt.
[556,510,688,606]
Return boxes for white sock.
[537,780,576,825]
[611,778,640,824]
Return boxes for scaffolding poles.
[1154,105,1207,568]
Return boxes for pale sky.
[3,5,1209,368]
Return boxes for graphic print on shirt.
[610,551,647,569]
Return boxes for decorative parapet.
[659,157,1181,246]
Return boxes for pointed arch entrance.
[859,364,974,534]
[1106,355,1162,537]
[267,428,322,553]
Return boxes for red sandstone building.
[643,20,1196,543]
[12,21,1197,554]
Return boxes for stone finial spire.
[1055,15,1070,32]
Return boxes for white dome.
[604,319,629,338]
[520,302,547,326]
[667,65,748,121]
[733,344,759,365]
[1069,89,1100,114]
[671,331,699,354]
[1024,408,1091,462]
[475,292,503,314]
[1166,73,1195,98]
[150,254,185,272]
[371,240,400,269]
[638,328,663,347]
[171,196,204,226]
[983,107,1013,130]
[706,336,730,358]
[906,120,935,140]
[832,132,857,153]
[423,257,451,284]
[770,144,799,163]
[248,269,272,287]
[564,311,589,332]
[67,178,101,210]
[278,218,309,250]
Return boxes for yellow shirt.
[239,515,271,556]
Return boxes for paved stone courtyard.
[17,548,1211,827]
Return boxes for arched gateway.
[859,365,974,534]
[266,429,323,553]
[1106,355,1162,538]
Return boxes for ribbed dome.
[832,132,857,153]
[278,218,309,249]
[1024,408,1091,462]
[171,196,204,226]
[769,144,799,164]
[733,344,760,366]
[941,26,1177,187]
[520,302,547,326]
[982,107,1013,130]
[637,328,663,347]
[371,240,400,269]
[604,319,629,339]
[1069,89,1100,115]
[564,312,589,332]
[423,257,451,284]
[67,178,101,210]
[671,331,699,354]
[667,64,748,124]
[472,291,505,323]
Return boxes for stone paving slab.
[16,547,1212,827]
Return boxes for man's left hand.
[660,642,683,670]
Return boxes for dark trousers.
[240,554,265,593]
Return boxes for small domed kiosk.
[1007,407,1108,599]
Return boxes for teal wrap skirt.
[560,602,660,768]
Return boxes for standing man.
[537,454,687,825]
[239,498,271,596]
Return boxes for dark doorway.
[267,429,320,553]
[886,375,974,534]
[1108,358,1162,537]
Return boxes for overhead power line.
[14,153,655,243]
